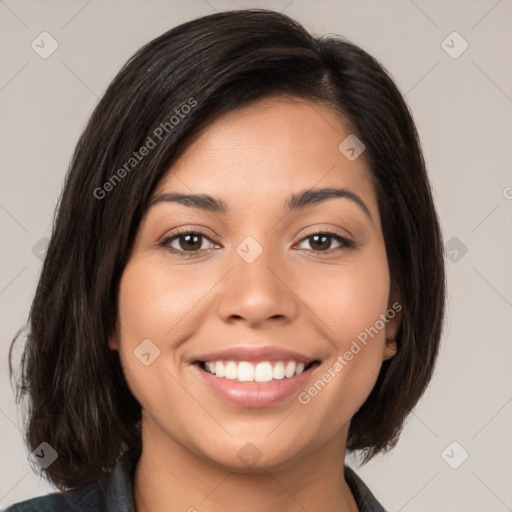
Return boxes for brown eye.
[296,232,354,252]
[162,230,219,254]
[176,233,203,251]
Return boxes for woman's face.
[111,96,401,471]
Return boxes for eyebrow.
[149,187,372,222]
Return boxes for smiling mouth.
[196,359,321,383]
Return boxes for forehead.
[154,96,378,217]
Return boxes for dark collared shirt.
[5,451,387,511]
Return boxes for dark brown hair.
[9,8,445,490]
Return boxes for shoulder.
[344,465,388,512]
[4,450,138,512]
[3,480,107,512]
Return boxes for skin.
[109,95,401,512]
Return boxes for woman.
[7,9,445,512]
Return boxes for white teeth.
[284,361,296,378]
[255,362,273,382]
[215,361,225,378]
[238,361,255,382]
[202,360,312,382]
[224,361,238,380]
[273,361,285,380]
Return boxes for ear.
[382,339,397,361]
[108,323,120,351]
[382,285,402,361]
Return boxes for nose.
[216,240,300,328]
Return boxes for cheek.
[301,247,391,349]
[116,258,213,343]
[322,252,391,400]
[295,247,391,406]
[115,258,221,406]
[115,261,187,418]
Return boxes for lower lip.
[192,364,318,407]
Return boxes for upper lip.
[191,346,320,364]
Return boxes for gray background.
[1,1,511,510]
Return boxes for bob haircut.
[10,8,445,490]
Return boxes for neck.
[134,415,359,512]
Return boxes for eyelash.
[159,227,356,257]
